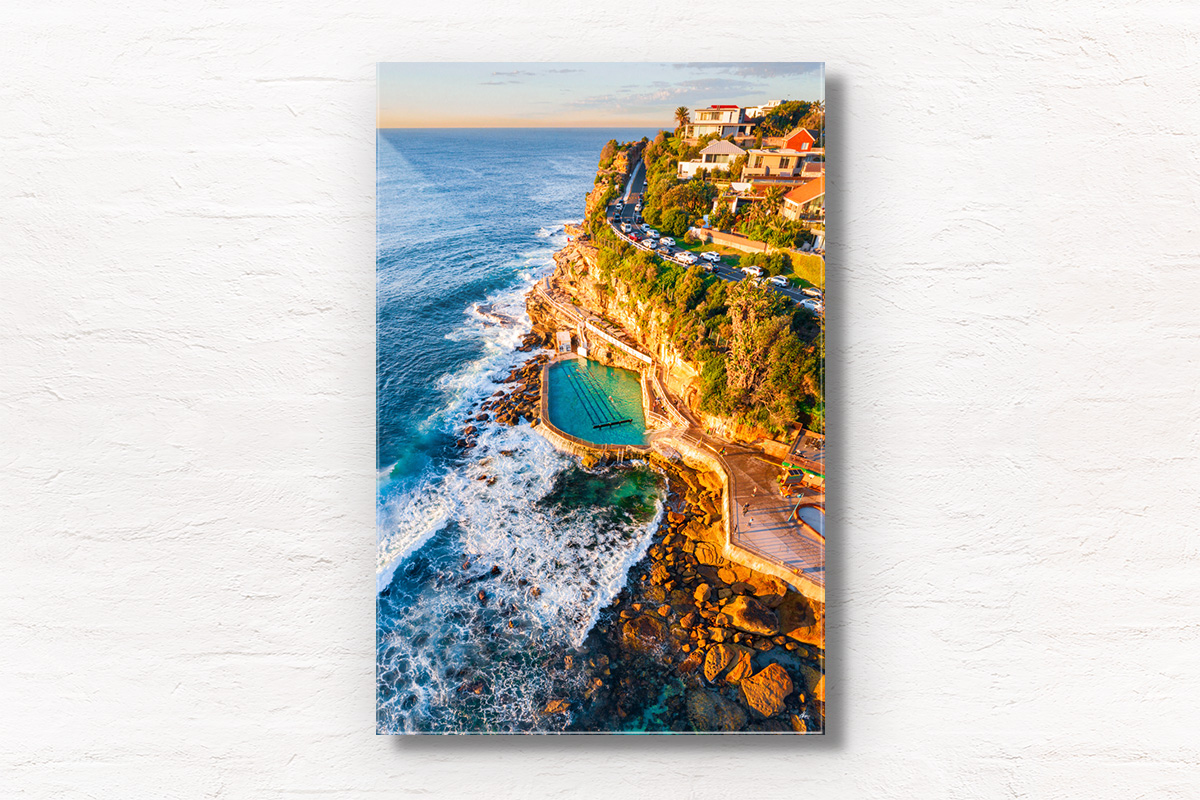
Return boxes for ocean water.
[376,128,663,733]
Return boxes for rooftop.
[783,177,826,206]
[699,140,747,156]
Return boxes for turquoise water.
[547,358,648,446]
[376,128,667,733]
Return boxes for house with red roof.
[781,177,825,221]
[781,126,820,152]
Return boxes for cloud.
[547,68,583,74]
[564,77,758,114]
[492,70,537,77]
[673,62,823,78]
[479,80,520,86]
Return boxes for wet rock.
[790,714,807,733]
[739,663,794,719]
[542,699,571,715]
[477,590,488,605]
[686,689,747,732]
[778,593,824,649]
[694,583,712,604]
[722,595,780,636]
[678,649,705,675]
[620,614,665,653]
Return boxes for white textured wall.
[4,2,1200,797]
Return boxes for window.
[753,156,763,168]
[779,158,791,168]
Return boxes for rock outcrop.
[722,595,780,636]
[739,663,794,719]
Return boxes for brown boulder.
[686,690,747,732]
[722,595,779,636]
[739,663,794,719]
[693,583,712,603]
[778,593,825,649]
[703,643,754,684]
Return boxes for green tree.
[674,106,690,133]
[729,153,747,181]
[727,278,784,395]
[661,208,691,237]
[599,139,618,169]
[759,100,814,136]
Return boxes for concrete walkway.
[532,281,825,595]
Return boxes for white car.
[644,228,659,239]
[660,237,675,247]
[743,266,764,278]
[676,252,698,265]
[802,287,823,298]
[621,222,631,233]
[769,275,788,286]
[700,251,721,262]
[635,202,642,211]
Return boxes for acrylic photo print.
[377,63,825,733]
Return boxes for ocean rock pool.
[546,357,648,447]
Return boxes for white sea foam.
[376,223,664,732]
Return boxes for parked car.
[635,202,643,212]
[700,251,721,262]
[677,252,698,265]
[628,232,642,242]
[644,228,659,239]
[621,222,631,233]
[660,237,675,247]
[769,275,788,286]
[744,266,764,278]
[802,287,823,298]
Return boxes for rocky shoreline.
[458,347,826,733]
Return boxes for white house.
[677,140,747,179]
[683,105,756,141]
[743,99,783,118]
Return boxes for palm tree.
[674,106,690,134]
[762,185,787,216]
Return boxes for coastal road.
[607,161,821,310]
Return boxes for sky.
[377,62,824,128]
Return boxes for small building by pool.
[545,357,648,447]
